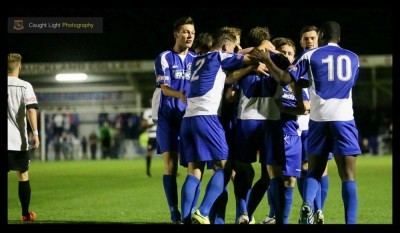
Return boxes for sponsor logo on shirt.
[26,97,37,102]
[282,92,296,100]
[173,70,191,80]
[156,76,169,82]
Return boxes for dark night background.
[7,8,392,63]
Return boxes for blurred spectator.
[360,138,370,154]
[53,111,64,137]
[112,128,124,159]
[53,135,62,160]
[61,132,74,160]
[89,132,98,160]
[380,120,392,155]
[81,136,88,159]
[100,121,113,159]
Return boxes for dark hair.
[173,16,194,32]
[319,21,340,41]
[299,25,319,38]
[271,37,296,55]
[246,26,271,47]
[193,32,212,54]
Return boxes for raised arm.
[254,47,293,86]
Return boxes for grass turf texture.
[8,155,392,224]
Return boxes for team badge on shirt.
[288,65,297,71]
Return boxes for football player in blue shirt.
[154,16,196,224]
[273,37,310,224]
[261,21,361,224]
[297,25,331,224]
[211,27,242,224]
[230,26,282,224]
[179,28,264,224]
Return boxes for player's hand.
[259,40,281,54]
[249,47,269,63]
[32,136,40,149]
[255,62,269,75]
[179,91,187,104]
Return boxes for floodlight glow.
[55,73,87,82]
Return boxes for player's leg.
[162,151,180,223]
[146,138,156,177]
[17,170,36,221]
[247,164,270,221]
[298,130,308,201]
[197,160,228,218]
[320,164,330,210]
[332,120,360,224]
[313,163,329,224]
[281,135,302,224]
[299,121,330,224]
[233,160,253,224]
[181,161,204,224]
[334,155,358,224]
[209,160,232,224]
[300,152,329,224]
[9,151,35,221]
[261,188,276,224]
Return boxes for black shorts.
[8,150,30,173]
[147,138,157,152]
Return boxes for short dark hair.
[319,21,340,41]
[173,16,194,32]
[246,26,271,47]
[272,37,296,55]
[299,25,319,38]
[193,32,212,54]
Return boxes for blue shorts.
[260,120,285,166]
[156,108,184,154]
[219,116,236,157]
[308,120,361,156]
[234,119,266,163]
[179,115,228,166]
[301,130,332,162]
[282,135,301,177]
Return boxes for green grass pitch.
[7,155,392,224]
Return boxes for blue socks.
[342,180,358,224]
[198,169,225,217]
[163,174,180,221]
